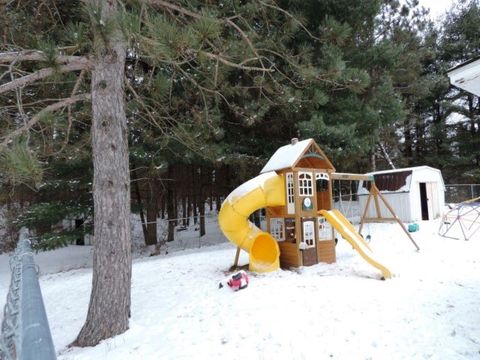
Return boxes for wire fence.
[0,234,56,360]
[131,213,231,253]
[445,184,480,203]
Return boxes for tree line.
[0,0,479,346]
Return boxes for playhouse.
[260,138,337,268]
[358,166,446,222]
[218,138,395,279]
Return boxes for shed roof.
[362,166,444,193]
[260,138,335,174]
[365,166,442,176]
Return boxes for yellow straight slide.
[218,171,285,272]
[319,209,392,279]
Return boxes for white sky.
[419,0,455,20]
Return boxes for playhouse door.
[302,219,317,266]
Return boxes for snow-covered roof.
[447,58,480,96]
[260,138,334,173]
[365,166,442,176]
[260,139,312,173]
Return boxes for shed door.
[419,183,438,220]
[420,182,437,220]
[426,182,438,219]
[419,183,429,220]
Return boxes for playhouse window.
[298,172,313,196]
[286,173,295,214]
[270,218,285,241]
[316,173,329,192]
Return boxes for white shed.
[358,166,445,222]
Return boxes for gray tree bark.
[74,0,132,347]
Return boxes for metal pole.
[19,238,57,360]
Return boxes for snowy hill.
[1,218,480,359]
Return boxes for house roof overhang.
[447,57,480,96]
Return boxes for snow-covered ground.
[1,217,480,359]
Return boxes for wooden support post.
[372,184,383,219]
[360,183,420,251]
[233,246,241,268]
[359,190,374,235]
[376,189,420,251]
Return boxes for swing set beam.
[331,173,374,181]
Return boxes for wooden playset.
[219,138,418,279]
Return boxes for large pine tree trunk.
[74,0,131,347]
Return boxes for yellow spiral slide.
[218,171,285,272]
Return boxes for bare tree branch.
[0,50,89,64]
[0,93,91,149]
[0,61,91,95]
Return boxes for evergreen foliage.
[1,0,479,252]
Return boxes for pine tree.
[0,0,339,345]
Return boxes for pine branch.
[59,70,87,154]
[199,51,273,72]
[256,0,321,42]
[0,50,89,64]
[125,80,166,135]
[0,61,91,95]
[147,0,201,19]
[225,18,266,70]
[148,1,267,68]
[0,93,91,150]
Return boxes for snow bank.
[1,219,480,359]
